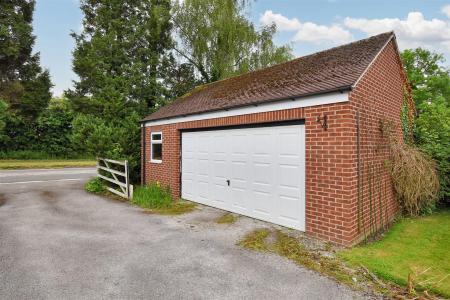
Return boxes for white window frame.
[150,132,163,163]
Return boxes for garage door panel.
[251,178,274,217]
[277,197,302,226]
[279,165,301,188]
[181,124,305,231]
[230,133,249,153]
[231,184,248,212]
[252,133,273,158]
[181,179,193,198]
[230,161,246,179]
[198,173,209,195]
[252,165,273,185]
[213,190,228,210]
[279,131,301,151]
[182,159,195,174]
[252,190,272,216]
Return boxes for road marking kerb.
[0,178,83,185]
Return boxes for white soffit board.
[144,91,349,127]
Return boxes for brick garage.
[141,32,410,246]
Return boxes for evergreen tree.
[68,0,173,119]
[160,55,200,102]
[0,0,52,120]
[68,0,173,182]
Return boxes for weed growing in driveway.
[85,177,106,193]
[272,231,355,286]
[238,229,355,287]
[216,213,238,224]
[132,182,196,215]
[132,183,173,209]
[237,228,270,251]
[141,201,197,215]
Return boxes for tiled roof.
[143,32,394,122]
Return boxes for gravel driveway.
[0,168,368,299]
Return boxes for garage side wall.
[349,39,407,243]
[143,102,358,245]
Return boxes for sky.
[33,0,450,96]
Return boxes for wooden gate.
[97,158,133,199]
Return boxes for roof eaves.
[140,85,353,123]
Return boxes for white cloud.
[292,22,353,44]
[344,12,450,52]
[260,10,302,31]
[442,5,450,18]
[260,10,353,45]
[260,9,450,58]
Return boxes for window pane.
[152,143,162,160]
[152,133,162,141]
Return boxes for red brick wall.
[142,38,407,246]
[348,39,407,243]
[143,103,357,245]
[304,104,358,244]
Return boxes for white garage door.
[181,123,305,231]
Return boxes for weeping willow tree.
[172,0,293,83]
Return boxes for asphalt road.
[0,168,369,300]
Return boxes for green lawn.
[0,159,96,169]
[339,210,450,297]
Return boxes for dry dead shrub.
[381,120,440,216]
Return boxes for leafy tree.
[71,112,141,182]
[68,0,173,119]
[415,98,450,202]
[0,0,34,83]
[401,48,450,203]
[401,48,450,108]
[0,0,52,120]
[36,97,74,156]
[160,57,200,101]
[0,99,8,143]
[0,113,36,151]
[173,0,293,83]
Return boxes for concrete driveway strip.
[0,168,369,300]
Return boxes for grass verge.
[216,213,238,224]
[339,210,450,298]
[0,159,96,169]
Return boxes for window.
[151,132,162,163]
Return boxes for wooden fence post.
[125,160,130,199]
